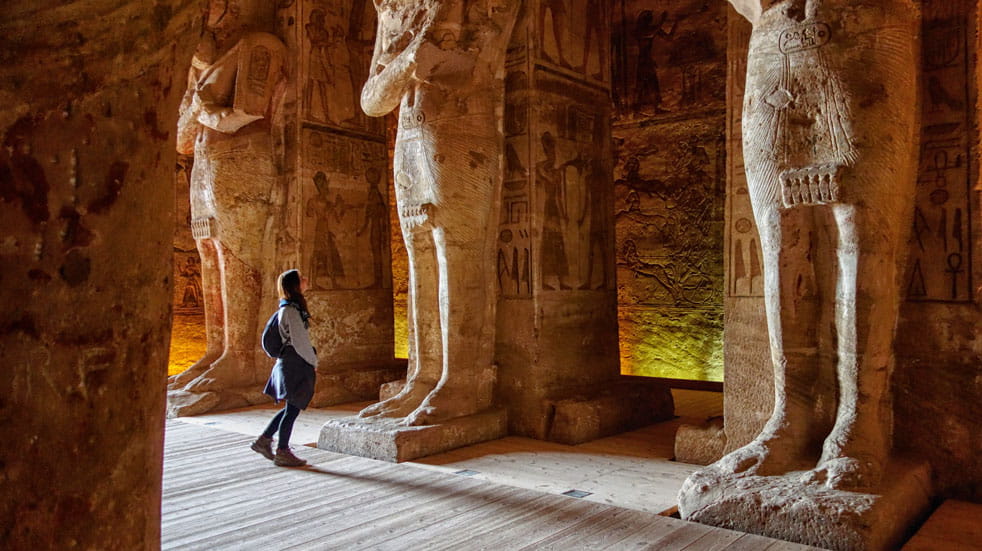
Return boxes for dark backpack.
[260,305,290,358]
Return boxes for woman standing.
[251,269,318,467]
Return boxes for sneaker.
[274,447,307,467]
[250,436,275,461]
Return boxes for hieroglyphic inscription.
[778,22,831,54]
[908,10,975,302]
[499,68,534,298]
[725,13,763,297]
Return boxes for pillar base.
[678,458,932,551]
[309,360,406,407]
[317,408,508,462]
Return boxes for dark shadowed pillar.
[0,2,196,548]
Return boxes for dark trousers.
[261,403,301,449]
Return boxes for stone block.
[308,361,406,408]
[675,417,726,465]
[166,390,221,419]
[546,380,674,445]
[318,409,508,462]
[679,459,933,551]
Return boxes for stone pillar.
[494,0,673,443]
[276,0,403,408]
[0,1,196,548]
[679,1,934,549]
[718,0,982,504]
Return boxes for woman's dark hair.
[277,269,309,315]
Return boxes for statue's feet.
[713,427,805,478]
[167,353,221,391]
[809,455,882,490]
[398,385,480,427]
[815,431,886,489]
[357,385,429,420]
[182,353,250,393]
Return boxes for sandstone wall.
[611,0,728,382]
[0,1,197,548]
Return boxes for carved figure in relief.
[634,10,676,114]
[357,166,388,289]
[580,0,606,80]
[539,0,571,68]
[306,7,357,125]
[538,131,572,290]
[577,156,610,290]
[307,171,346,290]
[179,257,204,308]
[356,0,520,426]
[692,0,919,489]
[168,0,286,392]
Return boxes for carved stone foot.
[811,455,883,490]
[399,385,482,427]
[167,353,220,390]
[713,429,805,478]
[357,385,429,420]
[182,353,250,393]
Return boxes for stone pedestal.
[309,360,406,408]
[318,409,508,462]
[545,379,673,445]
[678,459,933,551]
[674,417,726,465]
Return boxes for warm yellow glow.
[167,315,207,376]
[618,308,724,382]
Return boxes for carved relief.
[611,0,726,118]
[614,130,724,308]
[725,15,762,297]
[536,0,609,82]
[534,73,614,293]
[907,8,975,302]
[301,128,389,292]
[302,0,381,134]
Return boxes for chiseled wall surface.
[724,1,982,500]
[611,0,728,382]
[0,1,196,548]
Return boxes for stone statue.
[168,0,286,392]
[355,0,520,426]
[691,0,919,490]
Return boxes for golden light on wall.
[167,316,206,377]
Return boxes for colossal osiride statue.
[169,0,286,394]
[357,0,520,426]
[679,2,930,549]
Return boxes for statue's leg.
[359,227,439,418]
[402,227,493,426]
[713,205,822,476]
[169,238,225,390]
[184,243,263,392]
[816,203,898,489]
